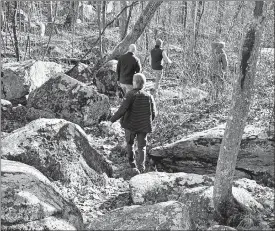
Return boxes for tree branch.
[80,1,139,61]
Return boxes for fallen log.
[149,125,274,187]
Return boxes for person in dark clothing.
[110,73,156,174]
[150,39,172,97]
[117,44,142,95]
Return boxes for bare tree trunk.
[97,1,102,58]
[109,1,163,60]
[215,1,225,40]
[12,1,20,61]
[190,1,197,56]
[47,1,53,22]
[194,1,205,45]
[64,1,78,30]
[181,1,187,28]
[124,2,133,39]
[102,1,106,28]
[213,1,266,221]
[119,1,128,40]
[42,1,58,61]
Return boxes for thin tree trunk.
[119,1,128,41]
[64,1,78,30]
[182,1,187,28]
[102,1,106,53]
[79,1,138,61]
[194,1,205,46]
[102,1,106,28]
[2,2,7,55]
[109,1,163,60]
[42,1,58,60]
[124,2,133,40]
[47,1,53,22]
[213,1,265,221]
[97,1,102,58]
[12,1,20,61]
[215,1,225,40]
[191,1,197,56]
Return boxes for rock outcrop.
[1,60,63,104]
[149,125,274,186]
[129,172,270,230]
[1,118,113,187]
[66,62,91,83]
[1,101,28,132]
[27,73,111,126]
[87,201,193,230]
[95,60,119,95]
[1,159,84,230]
[1,99,56,133]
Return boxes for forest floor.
[52,76,274,229]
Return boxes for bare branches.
[80,1,139,61]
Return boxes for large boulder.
[1,118,113,187]
[1,99,56,133]
[1,100,28,132]
[27,73,111,126]
[87,201,194,230]
[95,60,119,95]
[66,62,91,83]
[130,172,270,230]
[149,125,274,187]
[130,172,214,205]
[1,60,63,104]
[1,159,84,230]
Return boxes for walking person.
[210,41,228,102]
[117,44,142,95]
[150,39,172,97]
[110,73,156,174]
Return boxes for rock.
[233,178,274,213]
[27,73,111,126]
[1,99,12,108]
[1,159,84,230]
[232,187,264,212]
[1,118,113,187]
[119,168,141,180]
[95,60,119,95]
[208,225,237,230]
[189,87,208,100]
[1,98,57,133]
[130,172,269,230]
[149,125,274,187]
[66,62,91,83]
[98,121,124,137]
[1,60,63,103]
[26,107,56,121]
[1,103,28,132]
[1,132,9,139]
[87,201,194,230]
[130,172,214,205]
